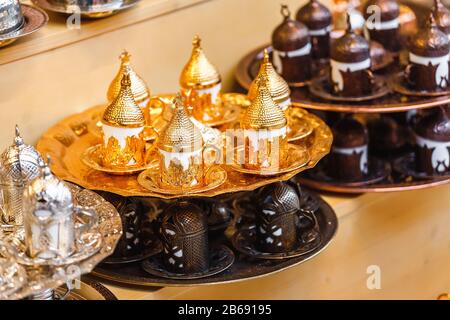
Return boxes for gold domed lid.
[180,35,221,89]
[248,49,291,103]
[242,76,287,130]
[102,72,145,128]
[107,50,150,104]
[157,93,203,152]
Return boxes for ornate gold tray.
[236,45,450,114]
[36,95,332,199]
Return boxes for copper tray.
[235,45,450,114]
[36,98,332,199]
[90,190,338,287]
[297,156,450,194]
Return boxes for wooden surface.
[101,184,450,300]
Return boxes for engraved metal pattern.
[159,202,209,274]
[248,49,291,103]
[180,35,221,89]
[0,126,42,226]
[102,73,145,127]
[107,50,149,104]
[0,184,121,300]
[242,76,287,130]
[256,182,300,252]
[157,95,203,152]
[93,189,337,286]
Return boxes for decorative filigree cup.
[0,184,122,300]
[150,95,224,193]
[180,35,226,125]
[100,72,150,171]
[241,75,289,171]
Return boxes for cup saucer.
[392,153,450,180]
[137,166,227,195]
[198,96,241,127]
[287,110,315,142]
[230,144,310,176]
[81,145,157,176]
[232,223,322,260]
[4,227,102,267]
[388,73,450,97]
[309,76,390,102]
[141,245,235,280]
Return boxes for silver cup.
[0,0,24,35]
[22,158,97,260]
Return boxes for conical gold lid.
[242,76,287,130]
[102,72,145,128]
[180,35,221,89]
[248,49,291,103]
[107,50,150,104]
[157,94,203,152]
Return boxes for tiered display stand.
[36,93,338,287]
[236,46,450,194]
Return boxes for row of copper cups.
[251,0,450,186]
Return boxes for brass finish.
[138,166,227,195]
[157,94,203,153]
[102,73,145,128]
[248,49,291,105]
[180,35,221,89]
[242,76,287,130]
[36,97,332,199]
[107,50,150,105]
[230,144,310,176]
[299,175,450,193]
[81,145,157,175]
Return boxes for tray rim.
[36,97,332,199]
[298,175,450,194]
[235,44,450,114]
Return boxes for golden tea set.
[77,35,328,197]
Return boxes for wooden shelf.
[0,0,211,65]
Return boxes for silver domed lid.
[0,126,42,185]
[0,0,24,35]
[24,157,73,217]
